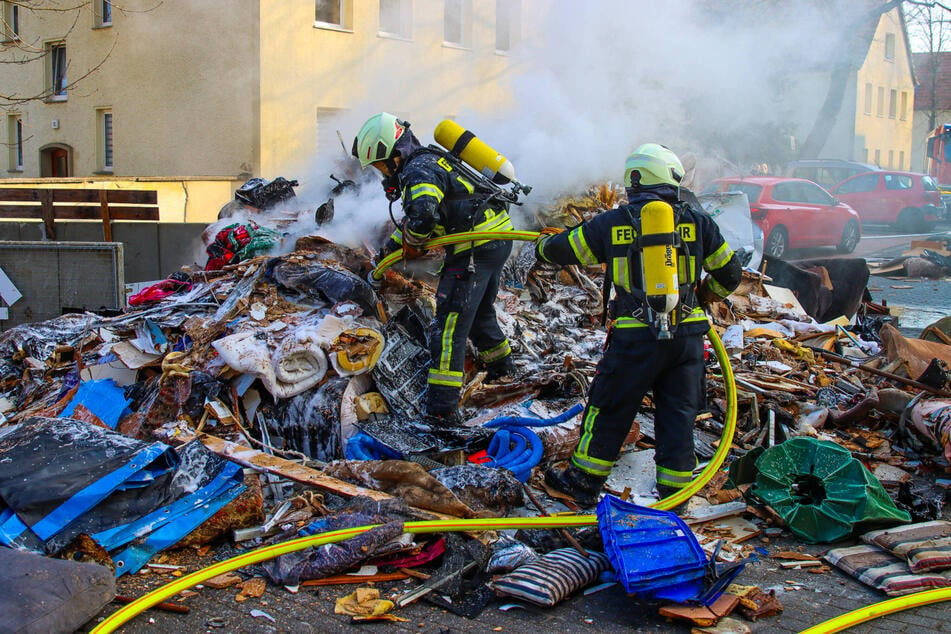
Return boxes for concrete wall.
[0,221,206,283]
[0,241,124,328]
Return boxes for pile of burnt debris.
[0,183,948,632]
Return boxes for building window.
[48,42,67,100]
[315,0,349,29]
[888,150,894,168]
[496,0,520,52]
[885,32,896,61]
[888,89,897,119]
[444,0,471,47]
[899,150,905,170]
[2,1,19,40]
[900,91,908,120]
[98,109,113,171]
[876,86,884,117]
[379,0,411,38]
[95,1,112,27]
[874,149,881,165]
[864,82,872,115]
[7,114,23,171]
[863,148,869,162]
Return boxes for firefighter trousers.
[570,330,704,491]
[425,239,513,415]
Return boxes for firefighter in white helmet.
[353,113,516,423]
[535,143,742,508]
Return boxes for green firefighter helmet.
[352,112,409,168]
[624,143,685,188]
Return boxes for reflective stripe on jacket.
[537,188,741,338]
[387,150,513,254]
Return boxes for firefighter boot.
[422,406,466,428]
[544,462,606,507]
[656,484,689,516]
[484,356,515,383]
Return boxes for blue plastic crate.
[596,495,708,597]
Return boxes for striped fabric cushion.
[489,548,611,607]
[824,544,951,597]
[862,520,951,573]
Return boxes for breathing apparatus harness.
[383,124,531,275]
[606,186,698,340]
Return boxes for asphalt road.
[790,222,951,333]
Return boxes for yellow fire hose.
[370,229,543,280]
[799,587,951,633]
[93,321,735,633]
[94,229,950,631]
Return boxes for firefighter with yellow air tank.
[352,113,520,423]
[536,143,742,508]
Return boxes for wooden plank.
[0,189,157,205]
[301,571,409,586]
[40,189,55,240]
[0,205,42,217]
[99,189,113,241]
[37,205,158,221]
[0,188,46,202]
[196,434,455,520]
[0,206,159,221]
[50,189,157,204]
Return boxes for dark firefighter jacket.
[536,186,742,339]
[385,149,513,255]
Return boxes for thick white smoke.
[281,0,854,247]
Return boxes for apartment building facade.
[1,1,524,189]
[852,6,916,170]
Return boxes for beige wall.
[2,0,524,190]
[853,8,915,170]
[1,0,259,180]
[258,0,522,178]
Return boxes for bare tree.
[905,1,951,132]
[0,1,156,108]
[797,0,905,159]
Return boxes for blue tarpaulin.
[0,416,245,575]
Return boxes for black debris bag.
[264,257,378,315]
[234,176,299,210]
[263,378,349,461]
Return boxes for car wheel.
[836,220,860,254]
[764,227,788,259]
[897,208,925,233]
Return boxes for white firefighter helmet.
[352,112,408,168]
[624,143,685,188]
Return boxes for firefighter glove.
[366,270,383,290]
[402,244,425,261]
[697,277,722,307]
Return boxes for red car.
[829,170,942,233]
[702,177,861,259]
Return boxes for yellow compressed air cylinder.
[639,200,679,321]
[434,119,516,185]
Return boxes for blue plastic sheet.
[0,417,245,576]
[60,378,132,429]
